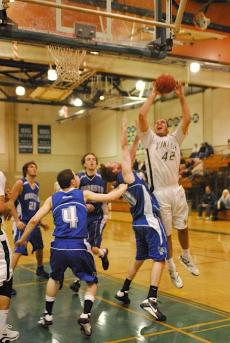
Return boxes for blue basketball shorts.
[14,223,44,255]
[50,238,98,285]
[87,216,106,248]
[133,224,168,261]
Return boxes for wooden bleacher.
[203,154,230,171]
[218,210,230,221]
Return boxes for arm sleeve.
[140,128,155,149]
[0,171,6,196]
[171,121,186,146]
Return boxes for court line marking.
[105,329,174,343]
[15,265,211,342]
[95,295,211,343]
[16,264,230,319]
[182,318,230,330]
[192,322,230,334]
[108,219,230,236]
[99,273,230,318]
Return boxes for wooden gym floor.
[4,211,230,342]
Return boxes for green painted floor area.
[10,265,230,343]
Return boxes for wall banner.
[37,125,51,154]
[18,124,33,153]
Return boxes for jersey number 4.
[161,151,175,161]
[62,206,78,228]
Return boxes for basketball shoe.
[179,255,200,276]
[70,280,81,294]
[100,249,109,270]
[140,298,166,321]
[115,290,130,305]
[0,324,19,342]
[78,314,92,337]
[169,270,183,288]
[38,312,53,328]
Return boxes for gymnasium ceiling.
[0,0,229,114]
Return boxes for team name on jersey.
[81,185,104,193]
[24,193,39,201]
[156,141,177,151]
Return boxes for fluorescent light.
[90,51,99,55]
[135,80,145,91]
[15,86,25,96]
[190,62,201,73]
[48,68,58,81]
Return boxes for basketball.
[155,74,176,94]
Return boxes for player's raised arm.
[175,81,191,134]
[15,197,52,246]
[121,117,135,184]
[139,83,158,132]
[84,183,127,204]
[129,120,141,166]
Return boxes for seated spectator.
[212,189,230,220]
[191,158,204,178]
[198,143,206,159]
[204,142,214,158]
[197,185,217,220]
[190,143,200,158]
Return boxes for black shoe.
[100,249,109,270]
[140,298,166,321]
[38,312,53,328]
[11,288,17,296]
[70,280,81,293]
[115,290,130,305]
[36,267,49,279]
[78,316,92,337]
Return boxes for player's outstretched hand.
[86,203,95,213]
[15,239,26,248]
[175,81,184,98]
[16,220,26,231]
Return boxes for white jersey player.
[0,171,19,341]
[139,81,199,289]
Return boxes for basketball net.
[47,46,87,83]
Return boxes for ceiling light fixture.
[15,86,26,96]
[135,80,145,91]
[190,62,201,73]
[48,67,58,81]
[73,98,83,107]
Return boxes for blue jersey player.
[15,169,127,337]
[100,118,168,322]
[10,161,49,295]
[70,153,109,294]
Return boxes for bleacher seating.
[218,210,230,220]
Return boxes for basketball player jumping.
[138,80,199,288]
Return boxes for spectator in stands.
[198,142,214,159]
[198,143,206,159]
[190,143,200,158]
[197,185,217,220]
[204,142,214,158]
[212,189,230,220]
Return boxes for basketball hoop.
[47,45,87,83]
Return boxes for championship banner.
[37,125,51,154]
[18,124,33,153]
